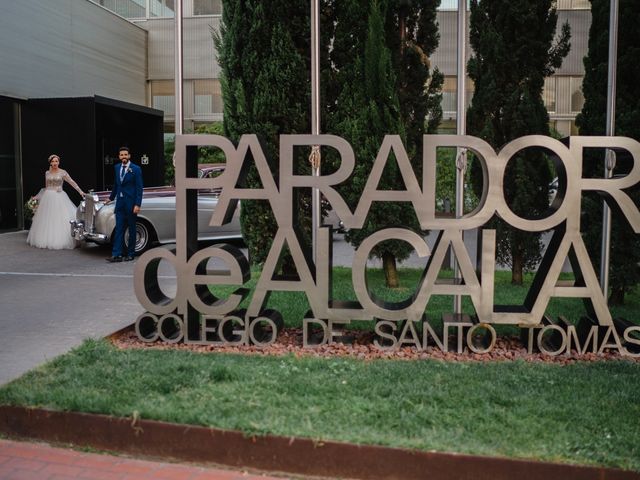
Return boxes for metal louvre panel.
[554,9,591,76]
[432,11,460,75]
[144,16,222,80]
[431,9,590,77]
[0,0,147,104]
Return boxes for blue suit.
[109,162,143,257]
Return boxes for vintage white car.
[70,165,242,254]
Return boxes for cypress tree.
[337,0,407,287]
[325,0,442,287]
[215,1,311,266]
[387,0,443,160]
[467,0,570,284]
[575,0,640,304]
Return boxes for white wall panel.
[144,19,175,79]
[0,0,147,104]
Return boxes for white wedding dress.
[27,169,83,250]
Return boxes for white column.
[311,0,321,263]
[453,0,467,314]
[174,0,184,135]
[600,0,619,300]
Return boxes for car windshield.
[198,168,224,196]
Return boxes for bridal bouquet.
[24,196,39,223]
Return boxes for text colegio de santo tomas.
[133,134,640,357]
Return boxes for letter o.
[466,323,497,354]
[158,314,184,343]
[494,136,577,232]
[249,317,278,347]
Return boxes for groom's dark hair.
[119,146,130,154]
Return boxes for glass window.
[440,76,474,113]
[437,0,470,10]
[572,0,590,8]
[151,80,175,115]
[441,76,457,113]
[150,0,175,18]
[437,119,456,134]
[557,0,590,9]
[193,0,222,15]
[194,79,222,115]
[570,76,585,113]
[98,0,146,18]
[543,77,556,112]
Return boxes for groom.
[106,146,143,262]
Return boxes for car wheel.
[121,220,157,254]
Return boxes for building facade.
[97,0,590,137]
[0,0,164,231]
[94,0,224,133]
[0,0,592,231]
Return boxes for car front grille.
[83,195,96,233]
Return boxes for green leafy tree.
[195,122,227,164]
[324,0,442,287]
[163,135,175,186]
[467,0,570,284]
[576,0,640,304]
[164,123,224,186]
[215,1,311,266]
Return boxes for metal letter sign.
[133,134,640,357]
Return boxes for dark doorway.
[0,97,19,231]
[21,96,164,207]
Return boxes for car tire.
[119,219,157,254]
[134,219,157,253]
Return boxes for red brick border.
[0,405,637,480]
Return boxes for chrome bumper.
[70,220,109,243]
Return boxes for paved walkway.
[0,228,473,385]
[0,231,146,385]
[0,439,290,480]
[0,232,300,478]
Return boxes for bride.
[27,154,86,250]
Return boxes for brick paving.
[0,438,291,480]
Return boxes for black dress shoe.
[106,256,123,263]
[124,256,135,262]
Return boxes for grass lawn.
[220,268,640,331]
[1,268,639,471]
[0,340,638,471]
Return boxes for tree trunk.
[383,252,399,288]
[512,249,523,285]
[399,14,406,52]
